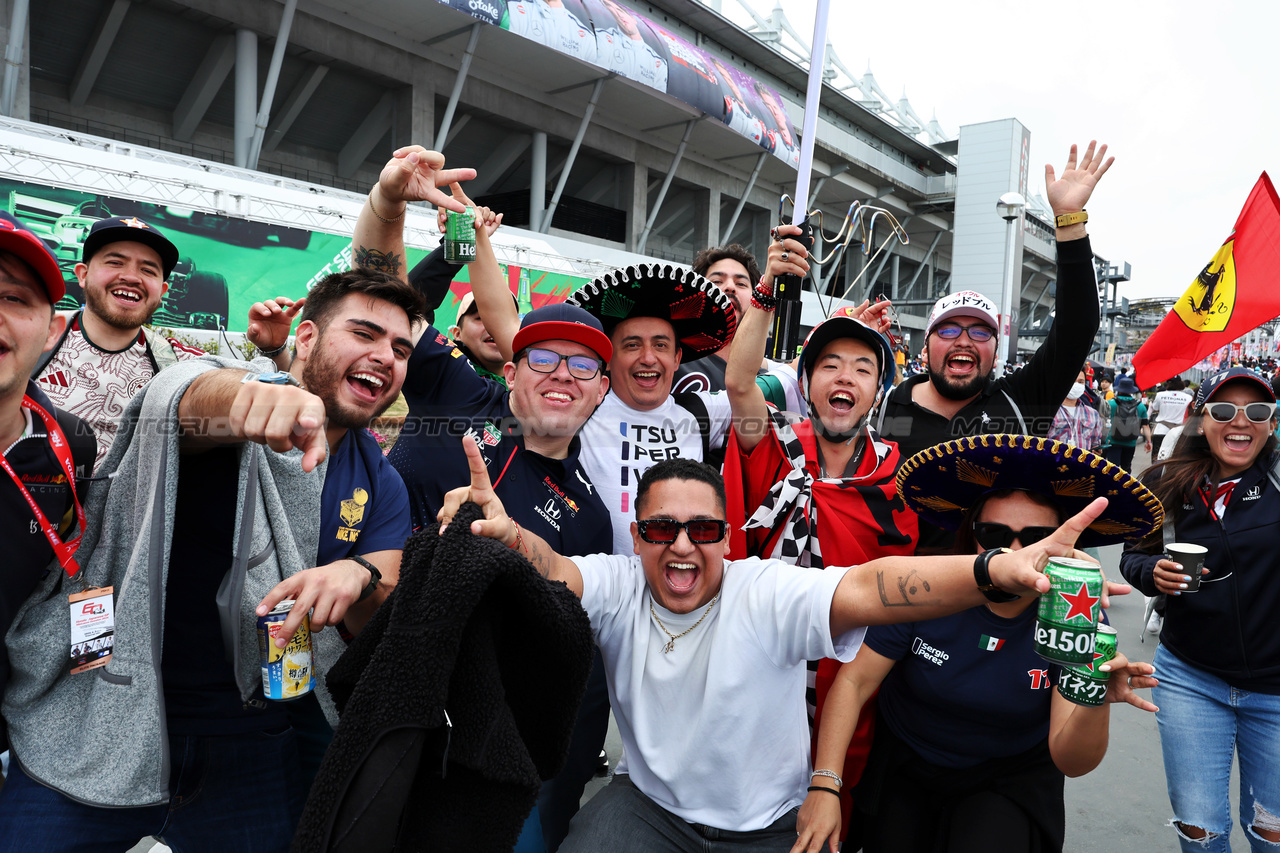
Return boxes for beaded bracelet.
[256,340,289,358]
[751,276,778,311]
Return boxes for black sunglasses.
[636,518,729,544]
[1204,401,1276,424]
[973,522,1055,550]
[519,347,603,380]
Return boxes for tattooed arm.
[827,497,1108,636]
[352,146,476,283]
[437,436,584,597]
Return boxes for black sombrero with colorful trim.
[567,263,737,360]
[895,434,1164,548]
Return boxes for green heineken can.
[443,206,476,264]
[1034,557,1103,666]
[1056,623,1117,707]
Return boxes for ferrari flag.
[1133,172,1280,389]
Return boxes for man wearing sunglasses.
[873,143,1109,462]
[438,448,1109,852]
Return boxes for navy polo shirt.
[318,427,412,565]
[390,327,612,556]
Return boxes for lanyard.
[0,396,86,576]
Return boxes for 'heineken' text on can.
[257,600,314,701]
[1057,623,1117,707]
[1035,557,1103,666]
[444,206,477,264]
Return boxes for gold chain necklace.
[650,594,719,654]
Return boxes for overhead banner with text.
[434,0,800,166]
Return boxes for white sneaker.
[1146,610,1164,635]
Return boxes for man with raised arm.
[437,439,1109,852]
[350,147,615,850]
[872,142,1109,461]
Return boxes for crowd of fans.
[0,139,1275,853]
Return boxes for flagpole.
[767,0,831,361]
[791,0,830,226]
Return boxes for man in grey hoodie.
[0,267,426,852]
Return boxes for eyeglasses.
[1204,401,1276,424]
[933,323,995,343]
[636,518,729,544]
[519,347,603,380]
[973,522,1056,550]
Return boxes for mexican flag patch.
[979,634,1005,652]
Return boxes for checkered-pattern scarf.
[741,409,900,725]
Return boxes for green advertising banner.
[1,179,589,332]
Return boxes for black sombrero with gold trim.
[567,264,737,360]
[895,434,1164,548]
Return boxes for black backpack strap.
[31,310,79,379]
[672,391,712,463]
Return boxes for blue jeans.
[0,729,306,853]
[1152,645,1280,852]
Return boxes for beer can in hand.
[257,600,315,700]
[1057,623,1117,706]
[1035,557,1103,666]
[444,206,477,264]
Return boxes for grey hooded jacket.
[2,356,340,807]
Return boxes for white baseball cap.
[926,290,999,335]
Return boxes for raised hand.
[1045,141,1113,215]
[378,146,477,211]
[435,183,504,237]
[437,435,516,544]
[1101,651,1159,712]
[246,296,305,352]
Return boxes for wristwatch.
[974,547,1021,603]
[240,371,302,387]
[350,554,382,602]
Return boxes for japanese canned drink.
[1034,557,1103,666]
[257,600,314,701]
[443,206,477,264]
[1057,623,1117,707]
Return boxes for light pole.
[996,192,1026,376]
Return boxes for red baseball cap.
[0,212,65,304]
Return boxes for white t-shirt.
[578,390,733,554]
[1150,390,1193,435]
[575,553,865,831]
[36,324,204,470]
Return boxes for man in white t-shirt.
[34,216,204,468]
[438,446,1105,850]
[1149,376,1193,458]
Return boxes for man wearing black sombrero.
[567,262,740,555]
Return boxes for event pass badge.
[68,587,115,674]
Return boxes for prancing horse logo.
[1174,238,1236,333]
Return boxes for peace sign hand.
[437,435,516,545]
[1045,141,1114,216]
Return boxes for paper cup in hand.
[1166,543,1208,592]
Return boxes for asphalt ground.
[136,444,1255,852]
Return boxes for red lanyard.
[0,397,86,576]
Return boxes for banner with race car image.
[0,179,589,333]
[433,0,800,166]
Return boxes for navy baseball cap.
[1194,366,1275,409]
[82,216,179,279]
[511,303,613,364]
[0,212,66,303]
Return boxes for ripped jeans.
[1152,645,1280,852]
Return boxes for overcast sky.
[716,0,1278,303]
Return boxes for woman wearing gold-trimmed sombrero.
[794,435,1164,853]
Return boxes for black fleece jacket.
[291,503,595,853]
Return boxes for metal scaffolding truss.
[706,0,950,145]
[0,117,618,279]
